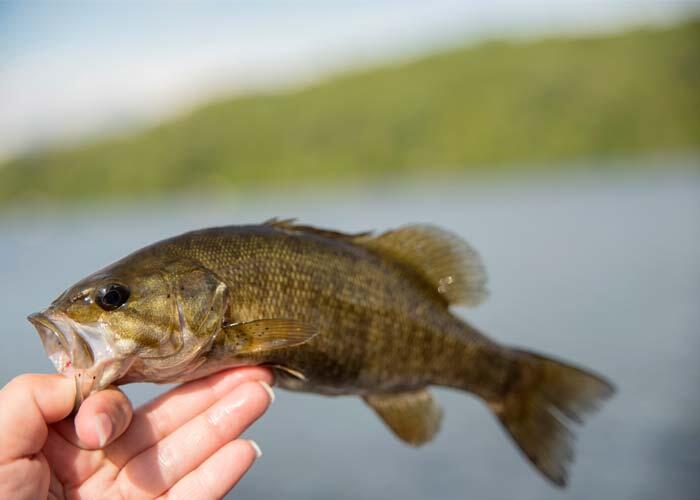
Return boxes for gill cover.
[131,260,229,381]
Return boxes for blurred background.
[1,1,699,499]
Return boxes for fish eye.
[96,284,130,311]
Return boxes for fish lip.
[28,312,93,374]
[28,310,117,405]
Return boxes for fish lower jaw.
[71,356,136,406]
[47,353,114,398]
[47,345,118,395]
[47,348,75,376]
[29,311,133,403]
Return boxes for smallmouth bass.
[29,219,614,486]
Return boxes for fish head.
[29,254,228,405]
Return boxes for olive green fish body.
[30,219,614,487]
[142,224,505,398]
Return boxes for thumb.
[73,386,133,449]
[0,374,75,461]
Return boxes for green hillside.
[1,21,698,204]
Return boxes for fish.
[28,218,614,486]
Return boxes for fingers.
[160,440,261,500]
[110,366,272,464]
[41,388,133,486]
[0,374,75,461]
[119,380,272,498]
[74,387,133,448]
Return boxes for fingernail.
[249,440,263,459]
[95,413,112,448]
[258,381,275,404]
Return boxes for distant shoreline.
[1,20,698,206]
[1,154,697,216]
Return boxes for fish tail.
[487,348,614,487]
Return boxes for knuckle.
[9,373,36,389]
[204,407,234,439]
[148,405,173,440]
[157,443,176,472]
[195,466,217,498]
[3,374,37,398]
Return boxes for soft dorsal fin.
[263,218,487,306]
[364,389,443,446]
[359,225,488,307]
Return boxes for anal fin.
[364,388,443,446]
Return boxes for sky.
[0,0,697,162]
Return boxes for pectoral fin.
[221,319,318,354]
[364,389,443,446]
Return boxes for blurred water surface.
[1,161,699,499]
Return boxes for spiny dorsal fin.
[264,217,371,241]
[359,225,488,307]
[364,389,443,446]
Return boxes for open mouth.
[28,312,94,376]
[28,311,121,406]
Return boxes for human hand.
[0,367,274,499]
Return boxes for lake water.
[1,162,699,499]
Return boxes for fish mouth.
[28,311,124,407]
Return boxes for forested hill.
[1,20,698,204]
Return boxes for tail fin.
[489,349,615,487]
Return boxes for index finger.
[108,366,273,465]
[0,374,75,461]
